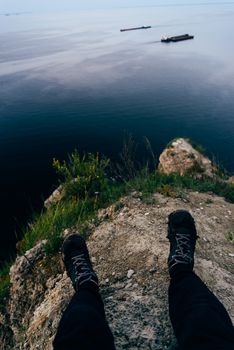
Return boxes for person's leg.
[169,271,234,350]
[53,234,116,350]
[53,284,115,350]
[167,210,234,350]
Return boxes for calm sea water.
[1,3,234,263]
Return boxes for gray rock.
[44,185,64,209]
[158,138,216,177]
[127,269,135,279]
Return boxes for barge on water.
[161,34,194,43]
[120,26,151,32]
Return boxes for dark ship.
[120,26,151,32]
[161,34,194,43]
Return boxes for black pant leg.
[53,284,116,350]
[169,271,234,350]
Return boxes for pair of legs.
[53,211,234,350]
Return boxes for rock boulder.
[158,138,216,177]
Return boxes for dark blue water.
[1,4,234,263]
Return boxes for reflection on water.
[0,4,234,262]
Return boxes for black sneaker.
[62,234,99,291]
[167,210,198,276]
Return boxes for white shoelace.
[72,254,97,286]
[172,233,193,263]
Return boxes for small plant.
[166,138,180,148]
[227,231,234,244]
[188,153,196,160]
[115,133,139,181]
[43,234,63,256]
[166,137,206,156]
[114,202,125,212]
[174,188,189,202]
[205,198,213,205]
[186,160,204,175]
[157,184,177,197]
[141,195,159,205]
[212,157,230,180]
[144,137,157,169]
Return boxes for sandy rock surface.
[158,138,216,176]
[5,190,234,350]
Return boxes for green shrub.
[53,150,110,200]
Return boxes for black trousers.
[53,272,234,350]
[53,284,116,350]
[169,271,234,350]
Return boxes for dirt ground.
[87,191,234,350]
[6,190,234,350]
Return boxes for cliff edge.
[1,138,234,349]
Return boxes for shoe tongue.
[175,227,193,235]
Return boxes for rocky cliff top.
[5,191,234,350]
[1,138,234,350]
